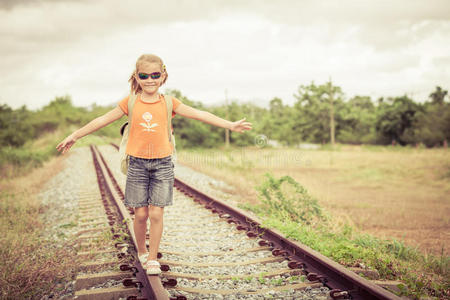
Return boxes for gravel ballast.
[35,145,332,299]
[98,145,331,300]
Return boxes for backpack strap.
[127,92,138,125]
[163,94,173,142]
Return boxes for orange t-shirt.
[118,94,182,159]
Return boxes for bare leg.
[147,205,164,265]
[133,206,149,256]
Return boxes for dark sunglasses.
[138,72,162,80]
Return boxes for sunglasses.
[138,72,162,80]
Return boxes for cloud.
[1,0,449,109]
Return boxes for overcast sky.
[1,0,449,110]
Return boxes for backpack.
[118,93,176,175]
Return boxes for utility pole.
[328,77,335,146]
[225,89,230,148]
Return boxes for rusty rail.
[173,178,401,300]
[109,143,400,299]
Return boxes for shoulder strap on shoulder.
[127,93,138,125]
[163,94,173,142]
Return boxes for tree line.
[1,84,449,152]
[170,84,450,148]
[0,96,125,175]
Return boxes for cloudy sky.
[1,0,449,110]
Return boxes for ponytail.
[128,70,141,95]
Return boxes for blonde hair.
[129,54,168,94]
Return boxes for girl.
[56,54,252,275]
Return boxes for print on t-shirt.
[140,112,159,132]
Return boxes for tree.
[337,96,376,144]
[31,95,89,136]
[413,87,450,146]
[326,80,336,145]
[429,86,448,105]
[293,81,344,144]
[167,89,222,148]
[0,104,34,147]
[375,96,422,145]
[256,97,300,146]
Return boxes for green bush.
[254,173,325,225]
[0,104,35,147]
[238,173,449,299]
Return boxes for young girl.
[56,54,252,275]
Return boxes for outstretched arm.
[56,106,125,154]
[174,103,252,132]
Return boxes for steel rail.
[173,177,401,300]
[109,143,400,299]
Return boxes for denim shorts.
[124,155,174,208]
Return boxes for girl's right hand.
[56,134,78,154]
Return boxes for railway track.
[71,144,402,300]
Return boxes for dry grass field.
[177,145,450,256]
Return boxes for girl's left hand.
[229,118,252,133]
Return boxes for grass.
[239,173,449,299]
[0,145,55,178]
[0,127,119,179]
[1,138,448,298]
[0,153,79,299]
[177,145,450,255]
[0,129,121,299]
[176,144,450,299]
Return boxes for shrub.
[255,173,325,225]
